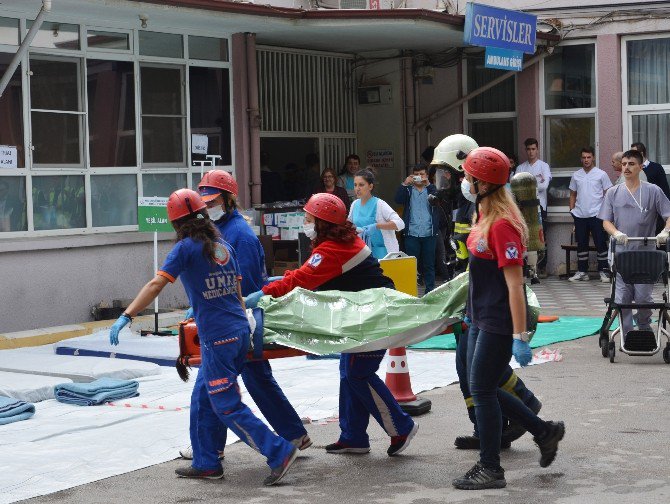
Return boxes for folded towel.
[54,377,139,406]
[0,396,36,425]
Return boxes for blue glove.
[512,339,533,367]
[360,224,377,244]
[267,276,284,282]
[184,307,194,320]
[244,290,264,309]
[109,314,131,346]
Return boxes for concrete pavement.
[23,329,670,504]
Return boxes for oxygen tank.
[510,172,544,252]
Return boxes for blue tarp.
[54,377,139,406]
[0,396,35,425]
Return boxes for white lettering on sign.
[191,134,208,155]
[0,145,18,169]
[486,53,522,71]
[366,149,394,170]
[473,14,532,46]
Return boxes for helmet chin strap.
[473,179,503,220]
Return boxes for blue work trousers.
[190,328,294,471]
[467,325,547,469]
[338,350,414,447]
[405,235,437,293]
[190,360,307,456]
[455,328,541,437]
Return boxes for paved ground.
[23,277,670,504]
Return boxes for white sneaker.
[568,271,589,282]
[179,446,224,460]
[291,434,313,451]
[600,272,610,283]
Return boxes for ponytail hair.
[172,211,221,264]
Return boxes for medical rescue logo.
[307,253,322,268]
[213,243,230,266]
[505,242,519,259]
[476,238,487,253]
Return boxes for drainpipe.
[413,51,549,133]
[402,54,416,173]
[246,33,261,205]
[0,0,52,98]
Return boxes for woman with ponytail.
[107,189,299,487]
[453,147,565,490]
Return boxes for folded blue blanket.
[54,377,139,406]
[0,396,36,425]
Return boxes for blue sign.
[484,46,523,71]
[464,2,537,55]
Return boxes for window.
[140,65,185,165]
[0,54,25,167]
[464,52,517,156]
[625,37,670,165]
[87,60,136,167]
[189,67,231,165]
[0,177,27,232]
[541,42,596,172]
[143,173,187,198]
[139,31,183,58]
[91,175,137,227]
[28,21,80,50]
[0,17,19,45]
[188,36,228,62]
[87,30,130,51]
[32,175,86,230]
[30,57,84,166]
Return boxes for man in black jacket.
[631,142,670,199]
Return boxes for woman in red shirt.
[246,193,418,456]
[453,147,565,490]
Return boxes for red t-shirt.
[466,218,525,335]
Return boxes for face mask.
[207,206,225,221]
[303,222,317,239]
[461,179,477,203]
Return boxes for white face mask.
[461,179,477,203]
[303,222,317,239]
[207,205,225,221]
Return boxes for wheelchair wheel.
[600,333,610,358]
[608,341,616,363]
[663,343,670,364]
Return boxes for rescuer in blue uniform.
[108,189,298,486]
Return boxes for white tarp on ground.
[0,348,459,504]
[0,348,162,383]
[0,371,71,403]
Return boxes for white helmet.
[431,134,479,171]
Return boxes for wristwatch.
[513,331,532,342]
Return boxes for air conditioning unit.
[316,0,400,9]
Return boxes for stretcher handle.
[610,236,670,254]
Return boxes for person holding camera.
[395,166,440,293]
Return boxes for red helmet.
[198,170,238,202]
[167,189,207,222]
[462,147,510,186]
[304,193,347,225]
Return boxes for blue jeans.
[338,351,414,446]
[191,328,294,470]
[405,235,436,292]
[455,327,541,437]
[467,324,547,469]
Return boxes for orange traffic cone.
[385,347,431,416]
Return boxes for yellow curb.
[0,313,182,350]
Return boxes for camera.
[412,175,422,183]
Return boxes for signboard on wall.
[464,2,537,55]
[138,197,173,232]
[366,149,393,170]
[484,46,523,71]
[0,145,17,168]
[191,134,208,155]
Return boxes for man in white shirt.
[568,146,613,282]
[517,138,552,276]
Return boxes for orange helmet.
[463,147,510,186]
[198,170,238,202]
[304,193,347,225]
[167,188,207,222]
